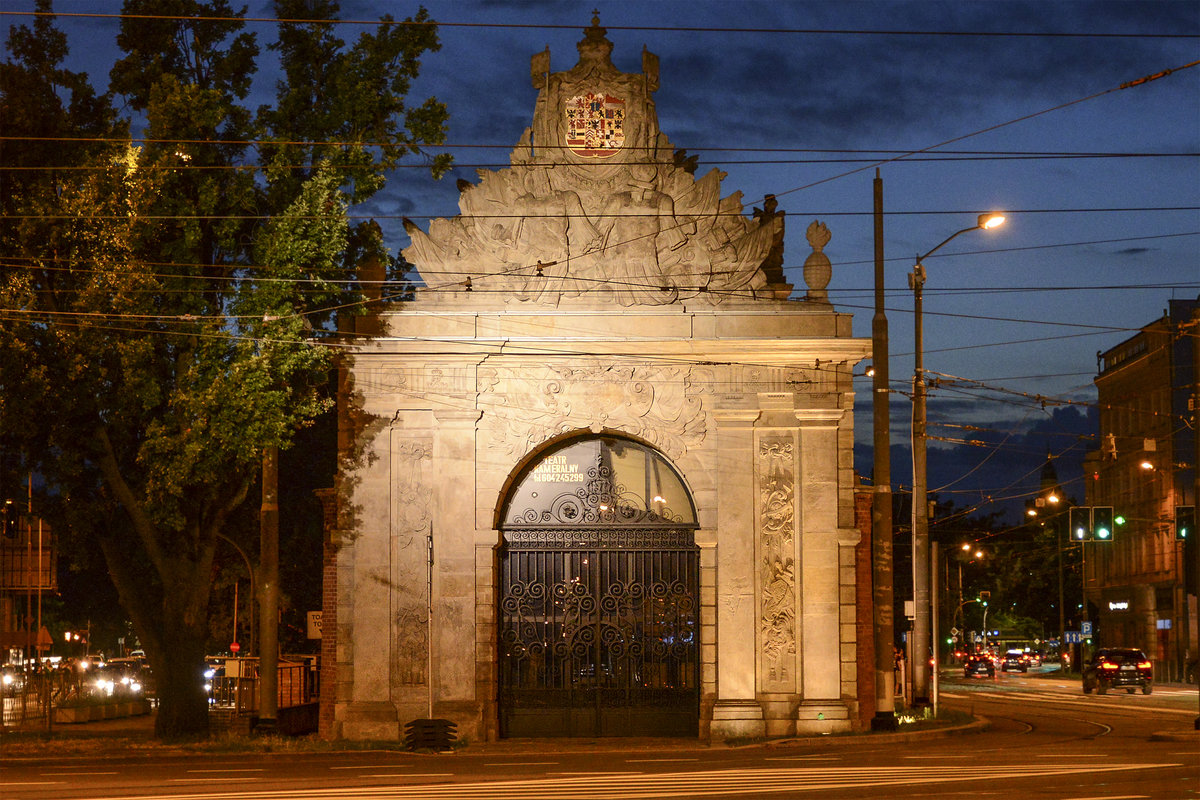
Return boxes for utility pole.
[910,259,930,706]
[870,169,898,730]
[907,213,1005,706]
[257,445,279,733]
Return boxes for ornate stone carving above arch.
[478,362,707,462]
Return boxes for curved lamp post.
[909,213,1006,707]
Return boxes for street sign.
[230,641,241,653]
[950,627,960,637]
[1081,621,1092,636]
[1064,631,1083,643]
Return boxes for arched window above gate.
[502,437,697,529]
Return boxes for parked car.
[1,663,24,695]
[964,654,995,678]
[1001,650,1030,673]
[1082,648,1153,695]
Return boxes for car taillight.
[1099,661,1119,670]
[1137,661,1151,669]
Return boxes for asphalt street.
[1,671,1197,800]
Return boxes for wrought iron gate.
[499,529,699,737]
[497,437,700,738]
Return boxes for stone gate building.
[326,17,871,743]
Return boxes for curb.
[1149,729,1200,742]
[759,716,990,749]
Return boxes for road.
[2,671,1197,800]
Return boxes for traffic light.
[1177,505,1196,541]
[1092,506,1114,542]
[1069,506,1091,541]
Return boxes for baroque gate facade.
[328,17,870,743]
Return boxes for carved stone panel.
[758,437,797,691]
[478,362,706,461]
[391,433,432,687]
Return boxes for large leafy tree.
[1,1,448,738]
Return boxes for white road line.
[549,771,645,775]
[1034,753,1111,758]
[626,758,700,763]
[359,773,453,778]
[482,762,559,766]
[42,771,120,776]
[168,778,265,783]
[328,765,412,770]
[186,768,266,773]
[0,783,61,788]
[901,754,978,759]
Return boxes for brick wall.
[854,485,876,727]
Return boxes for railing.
[2,666,149,729]
[209,659,316,714]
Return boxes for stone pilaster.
[794,408,852,734]
[709,408,764,741]
[431,409,484,739]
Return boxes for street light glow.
[978,213,1006,229]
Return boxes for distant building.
[0,512,56,663]
[325,18,871,742]
[1084,296,1199,680]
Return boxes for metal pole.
[931,540,940,715]
[1058,525,1067,672]
[257,445,279,732]
[910,259,930,706]
[427,525,435,720]
[870,169,898,730]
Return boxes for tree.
[1,1,449,739]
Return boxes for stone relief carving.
[402,16,784,307]
[391,435,431,686]
[758,438,796,688]
[393,601,428,686]
[477,363,706,460]
[393,438,433,536]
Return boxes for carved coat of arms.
[565,91,625,158]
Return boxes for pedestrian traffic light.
[1092,506,1114,542]
[1069,506,1091,541]
[1177,505,1196,541]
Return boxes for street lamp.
[909,212,1006,706]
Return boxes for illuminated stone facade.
[328,18,870,742]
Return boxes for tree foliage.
[0,0,448,739]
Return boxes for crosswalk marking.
[84,763,1181,800]
[955,689,1198,715]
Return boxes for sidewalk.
[1,710,987,761]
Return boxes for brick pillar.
[854,484,876,727]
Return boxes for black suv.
[1082,648,1153,695]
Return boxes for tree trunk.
[152,619,211,740]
